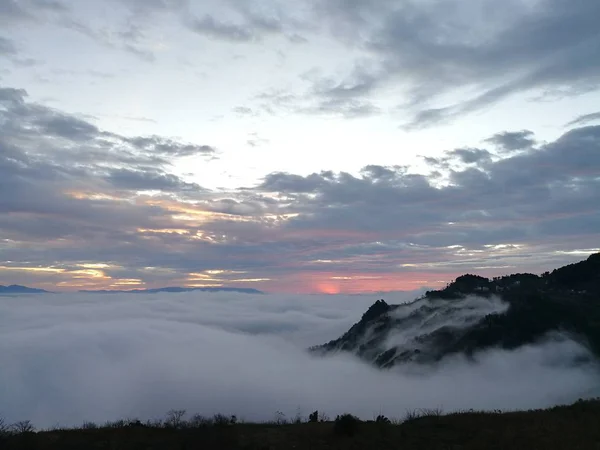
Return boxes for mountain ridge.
[311,253,600,368]
[79,286,264,294]
[0,284,49,294]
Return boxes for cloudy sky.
[1,0,599,292]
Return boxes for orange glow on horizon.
[316,282,341,294]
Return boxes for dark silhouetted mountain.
[79,286,264,294]
[311,253,600,368]
[0,284,49,294]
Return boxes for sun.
[316,283,341,294]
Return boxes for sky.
[1,291,598,427]
[1,0,600,293]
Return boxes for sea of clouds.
[1,291,599,428]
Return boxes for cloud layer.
[1,83,599,292]
[1,292,598,428]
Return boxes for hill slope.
[2,399,599,450]
[0,285,49,294]
[311,253,600,367]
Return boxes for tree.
[164,410,186,429]
[333,414,361,437]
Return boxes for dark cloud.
[0,84,215,252]
[106,168,204,192]
[36,114,100,141]
[485,131,536,152]
[308,0,600,126]
[448,148,493,164]
[567,111,600,127]
[250,126,600,275]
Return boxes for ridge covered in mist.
[311,253,600,368]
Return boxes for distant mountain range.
[0,284,49,294]
[0,285,263,295]
[79,286,264,294]
[311,253,600,368]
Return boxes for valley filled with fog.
[1,291,598,428]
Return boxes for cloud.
[58,17,157,62]
[126,136,216,158]
[302,65,383,118]
[0,36,17,55]
[0,0,30,23]
[0,0,68,25]
[485,130,536,152]
[567,111,600,127]
[188,15,256,42]
[0,292,598,428]
[307,0,600,126]
[250,126,600,278]
[2,83,600,292]
[447,148,493,164]
[0,84,225,288]
[105,168,205,192]
[253,67,383,119]
[31,0,69,11]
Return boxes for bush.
[308,411,319,423]
[189,414,213,428]
[213,414,236,426]
[375,414,391,424]
[333,414,361,437]
[318,412,330,422]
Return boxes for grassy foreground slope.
[2,399,599,450]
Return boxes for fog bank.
[0,291,598,428]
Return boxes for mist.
[1,291,598,428]
[383,295,510,351]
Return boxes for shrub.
[105,419,127,428]
[403,407,444,423]
[189,414,213,428]
[81,421,98,430]
[375,414,391,424]
[333,414,361,437]
[213,414,236,426]
[308,410,319,423]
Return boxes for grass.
[1,399,600,449]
